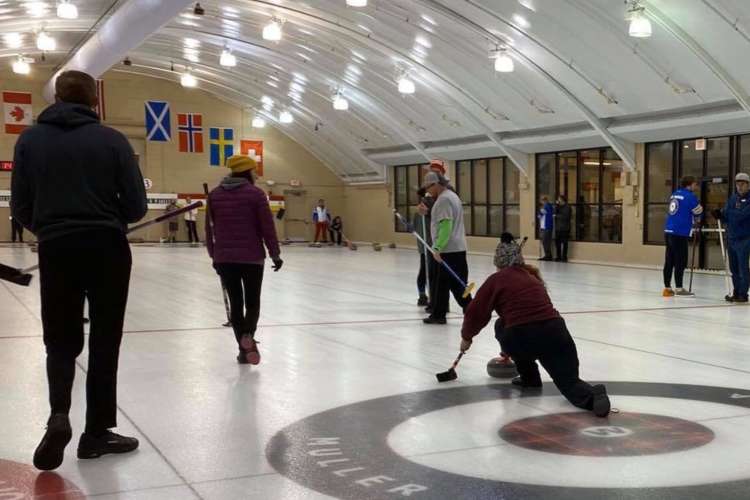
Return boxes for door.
[283,189,309,241]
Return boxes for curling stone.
[348,242,358,251]
[372,242,383,252]
[487,356,518,378]
[388,242,397,249]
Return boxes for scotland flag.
[145,101,171,142]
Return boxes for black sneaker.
[417,294,429,306]
[511,376,542,388]
[734,296,749,304]
[423,316,447,325]
[725,294,736,303]
[591,384,611,417]
[77,431,139,459]
[33,414,72,471]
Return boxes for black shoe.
[725,294,736,303]
[554,257,562,262]
[734,296,749,303]
[562,258,568,262]
[591,384,611,417]
[77,431,139,459]
[423,316,447,325]
[222,321,232,327]
[33,414,72,471]
[417,295,429,306]
[511,376,542,388]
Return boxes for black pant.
[186,220,199,243]
[495,318,598,411]
[417,253,428,294]
[663,233,689,288]
[39,229,132,433]
[431,251,471,319]
[11,220,24,242]
[330,230,342,245]
[555,231,569,260]
[216,263,264,349]
[541,230,553,259]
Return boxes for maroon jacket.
[206,177,280,264]
[461,266,560,341]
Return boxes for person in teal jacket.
[715,173,750,303]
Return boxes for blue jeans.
[728,237,750,299]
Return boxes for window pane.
[647,142,673,203]
[473,160,488,204]
[463,205,472,235]
[741,135,750,173]
[457,161,471,202]
[505,162,520,204]
[395,207,407,232]
[395,167,407,205]
[505,205,520,237]
[473,205,488,236]
[602,149,623,203]
[707,137,730,178]
[601,205,622,243]
[680,140,703,179]
[536,154,556,201]
[489,205,503,236]
[580,150,599,204]
[558,152,577,203]
[646,204,668,244]
[489,159,503,204]
[408,165,419,205]
[577,204,599,241]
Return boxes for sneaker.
[33,414,72,471]
[417,294,429,306]
[511,376,542,388]
[423,316,447,325]
[662,288,675,297]
[77,430,139,459]
[591,384,611,417]
[725,294,736,303]
[734,296,749,304]
[240,335,261,365]
[674,288,695,296]
[222,321,232,327]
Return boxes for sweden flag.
[210,127,234,167]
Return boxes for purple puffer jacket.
[206,177,280,263]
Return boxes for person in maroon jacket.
[459,236,611,417]
[206,155,283,364]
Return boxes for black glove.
[711,208,722,221]
[272,257,283,272]
[406,222,415,233]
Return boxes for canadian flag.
[3,91,33,134]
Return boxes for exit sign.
[0,161,12,171]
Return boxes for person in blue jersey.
[713,173,750,303]
[538,196,554,261]
[663,176,703,297]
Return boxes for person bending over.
[459,238,611,417]
[206,155,283,364]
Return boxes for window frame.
[392,163,428,233]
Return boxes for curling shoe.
[591,384,611,418]
[77,430,139,459]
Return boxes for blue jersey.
[665,188,702,237]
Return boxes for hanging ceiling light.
[397,76,415,94]
[219,48,237,67]
[181,70,197,88]
[12,56,31,75]
[332,91,349,110]
[346,0,368,6]
[57,1,79,19]
[252,116,266,128]
[263,19,283,41]
[279,110,294,123]
[36,31,56,52]
[493,48,514,72]
[627,2,652,38]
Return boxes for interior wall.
[0,70,344,242]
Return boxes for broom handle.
[717,219,732,295]
[19,200,204,274]
[688,226,699,292]
[451,351,465,369]
[421,213,431,295]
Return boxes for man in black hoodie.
[11,70,148,471]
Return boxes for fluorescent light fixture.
[263,20,282,41]
[333,93,349,110]
[27,2,48,17]
[346,0,367,6]
[261,96,274,105]
[57,1,78,19]
[518,0,535,12]
[398,76,416,94]
[36,31,56,52]
[219,48,237,67]
[4,33,23,49]
[421,14,437,25]
[12,57,31,75]
[512,14,530,28]
[494,49,514,72]
[279,110,293,123]
[252,116,266,128]
[266,81,278,88]
[181,71,197,88]
[289,81,305,93]
[415,35,432,48]
[262,103,273,112]
[628,10,652,38]
[183,38,200,48]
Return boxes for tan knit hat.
[226,155,257,173]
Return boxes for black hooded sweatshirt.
[11,102,147,242]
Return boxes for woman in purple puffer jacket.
[206,155,283,364]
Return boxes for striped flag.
[3,91,32,134]
[178,113,204,153]
[95,79,106,121]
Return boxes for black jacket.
[554,203,572,234]
[11,102,147,242]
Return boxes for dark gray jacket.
[11,102,147,242]
[554,203,572,234]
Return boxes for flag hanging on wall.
[210,127,234,166]
[178,113,204,153]
[95,80,106,121]
[240,140,264,177]
[145,100,171,142]
[3,91,32,134]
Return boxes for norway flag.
[3,91,32,134]
[178,113,204,153]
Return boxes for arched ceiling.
[3,0,750,182]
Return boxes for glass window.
[680,140,702,179]
[602,205,622,243]
[580,150,599,204]
[456,157,519,238]
[473,160,488,204]
[647,142,673,203]
[558,152,577,203]
[395,166,407,206]
[489,205,503,236]
[505,163,519,204]
[505,205,520,237]
[536,154,555,201]
[489,158,503,204]
[707,137,730,179]
[741,135,750,173]
[473,205,488,236]
[393,164,428,232]
[602,149,623,203]
[457,161,471,201]
[646,204,668,244]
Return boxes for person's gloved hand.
[272,257,284,272]
[405,222,415,233]
[712,208,723,220]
